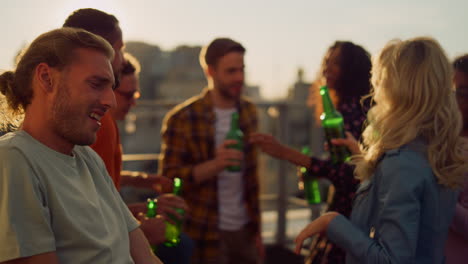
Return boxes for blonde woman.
[295,37,468,263]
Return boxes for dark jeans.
[219,226,260,264]
[156,232,194,264]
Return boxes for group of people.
[0,7,467,264]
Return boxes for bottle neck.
[146,199,157,217]
[173,178,182,195]
[230,113,240,130]
[320,86,337,115]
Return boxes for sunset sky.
[1,0,466,99]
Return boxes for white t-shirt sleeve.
[0,148,56,262]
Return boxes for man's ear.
[207,65,215,78]
[35,63,56,93]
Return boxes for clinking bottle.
[225,112,244,172]
[299,146,321,205]
[163,177,183,247]
[319,85,350,164]
[146,177,184,253]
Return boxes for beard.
[216,80,243,101]
[51,82,96,146]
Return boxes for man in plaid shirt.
[159,38,262,264]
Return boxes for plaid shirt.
[159,88,260,263]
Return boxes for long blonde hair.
[355,37,468,188]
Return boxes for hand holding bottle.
[145,178,186,249]
[193,139,244,183]
[137,213,166,245]
[224,112,244,172]
[155,194,188,224]
[320,85,351,163]
[213,140,244,171]
[127,193,188,221]
[330,131,361,155]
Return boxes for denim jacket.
[327,140,458,263]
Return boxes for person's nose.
[235,71,244,83]
[102,87,117,110]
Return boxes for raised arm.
[249,132,311,167]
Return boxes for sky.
[1,0,467,99]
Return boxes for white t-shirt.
[214,108,248,231]
[0,131,139,263]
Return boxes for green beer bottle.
[146,198,158,253]
[319,85,350,164]
[163,177,184,247]
[300,146,321,205]
[145,177,184,251]
[225,112,244,172]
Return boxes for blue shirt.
[327,140,458,263]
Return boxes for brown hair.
[121,52,141,76]
[199,38,245,69]
[308,41,372,122]
[0,27,114,128]
[453,54,468,74]
[63,8,120,44]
